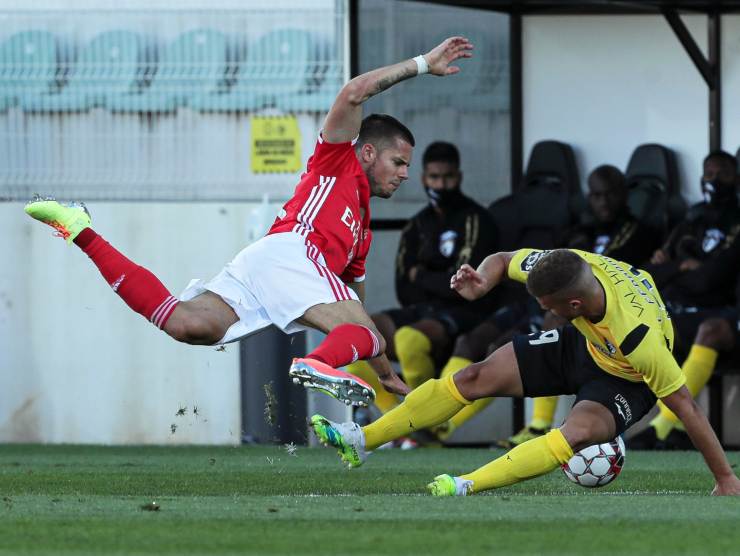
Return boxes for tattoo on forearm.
[371,65,416,97]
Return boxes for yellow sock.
[437,357,493,434]
[531,396,558,430]
[363,374,469,451]
[449,399,493,430]
[346,360,399,414]
[394,327,436,390]
[651,344,718,440]
[461,429,573,492]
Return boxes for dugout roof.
[409,1,740,14]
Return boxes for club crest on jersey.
[521,250,550,272]
[591,339,617,357]
[702,228,724,252]
[439,230,457,258]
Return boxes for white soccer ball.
[561,436,625,488]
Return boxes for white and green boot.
[427,474,473,496]
[310,414,367,469]
[25,195,91,245]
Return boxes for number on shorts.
[528,329,560,345]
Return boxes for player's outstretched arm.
[322,36,473,144]
[661,386,740,495]
[451,251,516,301]
[368,354,411,396]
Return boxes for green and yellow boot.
[25,195,91,245]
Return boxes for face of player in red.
[359,137,412,198]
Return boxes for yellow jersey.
[508,249,685,398]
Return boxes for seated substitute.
[312,248,740,496]
[631,149,740,449]
[498,164,662,448]
[347,141,498,417]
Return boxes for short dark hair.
[357,114,415,151]
[704,150,738,174]
[588,164,625,190]
[526,249,588,298]
[422,141,460,168]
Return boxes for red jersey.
[267,134,372,282]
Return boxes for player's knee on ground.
[560,414,613,452]
[164,305,225,345]
[695,318,734,351]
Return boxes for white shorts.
[179,232,359,344]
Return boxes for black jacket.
[646,200,740,307]
[395,193,498,309]
[567,211,660,267]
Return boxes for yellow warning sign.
[251,116,302,173]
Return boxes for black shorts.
[668,304,739,356]
[385,302,484,337]
[513,326,657,435]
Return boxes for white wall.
[722,15,740,155]
[523,15,711,203]
[0,201,289,444]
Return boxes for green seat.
[106,28,227,112]
[0,30,58,110]
[22,30,146,112]
[275,65,341,113]
[190,28,316,112]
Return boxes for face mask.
[425,186,462,209]
[701,180,735,205]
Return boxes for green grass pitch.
[0,444,738,555]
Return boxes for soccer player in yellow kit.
[311,248,740,496]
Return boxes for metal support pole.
[708,11,721,151]
[663,8,722,151]
[348,0,359,78]
[510,12,523,191]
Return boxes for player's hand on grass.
[711,474,740,496]
[378,372,411,396]
[451,264,488,301]
[424,36,473,77]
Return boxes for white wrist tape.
[413,54,429,75]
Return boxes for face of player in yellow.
[361,138,412,199]
[537,294,584,321]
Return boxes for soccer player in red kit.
[24,36,474,407]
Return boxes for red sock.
[74,228,178,329]
[306,323,381,368]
